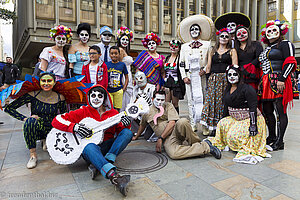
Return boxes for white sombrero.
[177,14,214,42]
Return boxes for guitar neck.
[92,112,126,133]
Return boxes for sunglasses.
[102,34,112,37]
[56,36,66,41]
[89,52,99,55]
[220,35,229,39]
[80,33,89,37]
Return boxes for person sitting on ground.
[4,72,67,169]
[106,46,129,112]
[81,45,108,88]
[208,65,269,164]
[132,90,221,160]
[51,84,132,196]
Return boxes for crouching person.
[52,85,132,196]
[132,90,221,160]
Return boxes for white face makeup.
[236,28,248,42]
[219,32,229,44]
[266,25,280,40]
[169,43,180,53]
[190,25,201,39]
[135,71,147,88]
[227,22,237,34]
[147,40,157,52]
[55,35,67,47]
[89,90,104,109]
[120,35,129,48]
[227,69,239,84]
[153,94,165,108]
[79,30,89,44]
[101,33,112,43]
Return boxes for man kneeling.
[133,90,221,160]
[52,85,132,196]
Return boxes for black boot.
[204,140,221,159]
[88,164,99,180]
[266,136,276,145]
[109,172,131,196]
[271,141,284,150]
[175,107,179,114]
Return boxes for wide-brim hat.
[214,12,251,30]
[177,14,214,42]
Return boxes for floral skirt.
[208,115,267,159]
[200,73,227,130]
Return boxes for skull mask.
[190,24,201,39]
[227,22,237,34]
[101,33,112,43]
[169,40,180,53]
[266,25,280,40]
[135,71,147,88]
[55,34,67,47]
[219,32,230,45]
[153,94,165,108]
[79,30,89,44]
[236,28,248,42]
[120,35,129,48]
[147,40,157,52]
[88,88,105,109]
[227,69,240,84]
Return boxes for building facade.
[12,0,300,75]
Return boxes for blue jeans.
[82,128,133,178]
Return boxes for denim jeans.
[82,128,133,178]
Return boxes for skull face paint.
[120,35,129,48]
[236,28,248,42]
[40,75,55,91]
[55,35,67,47]
[153,94,165,108]
[227,69,240,84]
[135,71,147,88]
[266,25,280,40]
[227,22,237,34]
[79,30,89,44]
[147,40,157,52]
[169,41,180,53]
[88,90,104,109]
[101,33,112,43]
[190,24,201,39]
[219,32,230,45]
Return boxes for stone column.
[113,0,118,32]
[128,0,134,33]
[227,0,232,12]
[145,0,150,33]
[172,0,177,38]
[251,0,257,41]
[159,0,164,41]
[235,0,240,12]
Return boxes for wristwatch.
[158,136,165,142]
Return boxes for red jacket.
[82,60,108,89]
[52,85,126,141]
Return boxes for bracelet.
[158,136,165,141]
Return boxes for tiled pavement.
[1,100,300,200]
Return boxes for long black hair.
[224,65,244,95]
[117,34,130,55]
[234,26,256,53]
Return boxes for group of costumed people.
[0,12,298,196]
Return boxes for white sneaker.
[192,125,198,132]
[27,157,37,169]
[202,127,209,136]
[42,139,47,151]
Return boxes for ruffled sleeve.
[39,47,52,63]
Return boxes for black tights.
[262,99,288,143]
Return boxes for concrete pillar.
[159,0,164,40]
[145,0,150,33]
[258,0,267,34]
[235,0,240,12]
[217,0,223,17]
[227,0,232,12]
[33,0,37,32]
[96,0,100,38]
[245,0,250,16]
[207,0,213,18]
[184,0,189,18]
[128,0,134,32]
[196,0,202,14]
[251,0,257,41]
[113,0,118,32]
[172,0,177,38]
[276,0,280,19]
[55,0,59,25]
[76,0,80,25]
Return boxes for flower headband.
[49,25,73,44]
[116,26,134,41]
[226,64,240,72]
[142,32,161,48]
[169,39,181,46]
[216,28,231,35]
[260,19,291,44]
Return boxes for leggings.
[262,99,288,143]
[23,118,50,149]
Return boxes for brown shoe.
[110,173,131,196]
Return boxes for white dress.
[121,56,134,111]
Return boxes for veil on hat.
[177,14,214,43]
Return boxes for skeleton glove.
[121,115,131,127]
[74,124,93,138]
[249,112,258,136]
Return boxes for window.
[80,0,95,24]
[201,0,207,14]
[150,0,159,33]
[134,0,144,31]
[294,19,300,41]
[59,0,76,22]
[267,0,276,13]
[177,0,184,25]
[189,0,196,15]
[100,0,113,27]
[164,0,172,34]
[36,0,55,19]
[118,0,128,27]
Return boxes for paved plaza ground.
[1,99,300,200]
